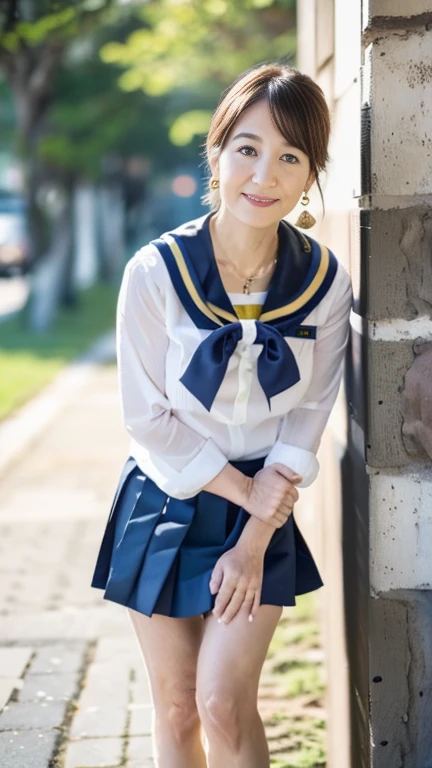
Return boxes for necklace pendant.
[243,278,252,294]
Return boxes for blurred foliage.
[38,26,192,177]
[0,0,297,174]
[99,0,296,152]
[169,110,215,147]
[0,1,125,45]
[102,0,296,97]
[0,1,206,177]
[1,6,76,49]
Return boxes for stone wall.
[296,1,432,766]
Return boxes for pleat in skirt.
[90,455,323,618]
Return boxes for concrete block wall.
[297,1,432,766]
[363,7,432,765]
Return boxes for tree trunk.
[20,180,75,332]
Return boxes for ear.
[208,153,219,180]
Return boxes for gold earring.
[295,190,316,229]
[210,177,220,189]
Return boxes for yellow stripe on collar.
[260,243,330,322]
[207,301,239,322]
[165,235,329,326]
[164,235,232,326]
[231,304,262,320]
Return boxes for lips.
[242,193,278,207]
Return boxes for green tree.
[0,1,142,328]
[0,1,125,262]
[0,0,297,330]
[101,0,296,145]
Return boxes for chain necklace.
[222,255,278,294]
[212,224,279,294]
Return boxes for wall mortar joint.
[362,14,432,46]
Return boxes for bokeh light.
[171,175,197,198]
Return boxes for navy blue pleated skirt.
[90,455,323,618]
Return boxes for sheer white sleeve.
[264,265,353,487]
[116,249,228,499]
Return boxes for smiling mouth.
[244,193,278,202]
[242,193,279,206]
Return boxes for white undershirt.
[227,290,268,304]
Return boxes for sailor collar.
[152,212,337,329]
[150,214,338,411]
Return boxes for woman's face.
[210,99,315,228]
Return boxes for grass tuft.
[0,282,118,421]
[263,593,327,768]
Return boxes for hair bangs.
[268,89,311,160]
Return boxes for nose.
[251,156,277,187]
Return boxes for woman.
[91,62,353,767]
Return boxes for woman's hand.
[243,463,302,529]
[209,545,264,625]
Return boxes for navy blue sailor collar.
[150,213,339,411]
[188,212,313,321]
[152,211,338,329]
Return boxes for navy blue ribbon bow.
[180,313,313,411]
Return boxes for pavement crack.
[48,639,98,768]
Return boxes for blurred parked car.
[0,190,30,277]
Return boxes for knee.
[196,684,249,751]
[154,686,200,745]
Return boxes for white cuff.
[264,442,320,488]
[141,438,229,499]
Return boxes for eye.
[282,153,299,164]
[238,145,257,156]
[237,145,300,164]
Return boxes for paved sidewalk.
[0,362,155,767]
[0,352,326,767]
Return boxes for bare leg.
[127,607,207,768]
[196,604,283,768]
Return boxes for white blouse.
[116,214,353,500]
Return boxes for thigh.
[127,607,205,703]
[196,605,283,700]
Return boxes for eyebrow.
[231,131,293,148]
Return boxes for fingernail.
[248,615,254,623]
[217,618,222,624]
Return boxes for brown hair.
[202,61,331,216]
